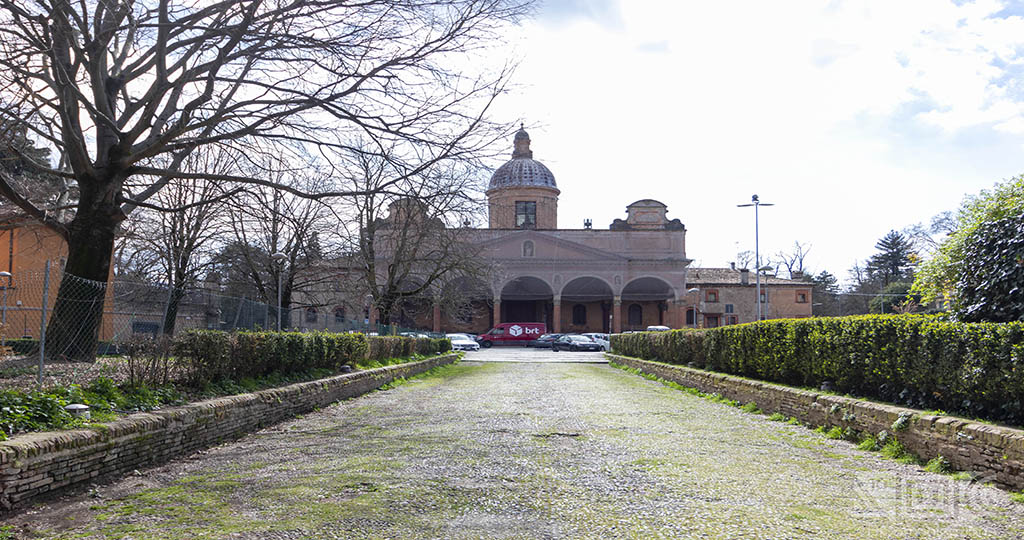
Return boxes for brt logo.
[509,325,540,337]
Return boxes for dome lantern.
[512,124,532,159]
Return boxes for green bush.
[173,331,449,386]
[611,314,1024,425]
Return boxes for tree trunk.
[162,286,186,335]
[45,207,118,362]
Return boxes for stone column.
[612,295,622,334]
[676,300,687,329]
[432,302,442,333]
[552,296,562,333]
[493,297,501,326]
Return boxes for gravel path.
[8,360,1024,539]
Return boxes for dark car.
[551,334,603,352]
[532,333,564,348]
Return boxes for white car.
[582,333,610,351]
[446,333,480,351]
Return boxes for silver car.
[446,333,480,351]
[582,333,610,351]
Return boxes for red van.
[477,322,546,348]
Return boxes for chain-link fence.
[0,266,435,367]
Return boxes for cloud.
[534,0,622,29]
[490,0,1024,280]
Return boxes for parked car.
[551,334,603,352]
[476,322,547,348]
[446,333,480,352]
[645,325,670,332]
[532,333,564,348]
[582,333,610,351]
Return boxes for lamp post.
[738,195,774,321]
[272,252,287,331]
[0,271,9,347]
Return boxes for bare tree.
[903,211,955,256]
[122,151,234,333]
[735,250,754,270]
[0,0,528,359]
[773,241,812,279]
[336,146,491,327]
[217,178,338,329]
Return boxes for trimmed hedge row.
[611,315,1024,425]
[173,331,449,386]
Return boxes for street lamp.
[272,252,287,331]
[738,195,774,321]
[0,271,10,347]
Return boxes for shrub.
[173,331,449,386]
[610,314,1024,425]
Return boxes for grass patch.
[823,426,845,440]
[1010,491,1024,504]
[768,412,787,422]
[740,402,762,414]
[924,456,952,474]
[857,435,880,452]
[880,439,923,465]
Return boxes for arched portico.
[620,276,677,331]
[558,276,614,333]
[498,276,554,328]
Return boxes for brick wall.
[609,354,1024,491]
[0,354,459,511]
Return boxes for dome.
[488,126,558,192]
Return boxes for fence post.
[38,259,51,387]
[231,296,243,329]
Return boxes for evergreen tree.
[867,230,916,286]
[810,270,841,316]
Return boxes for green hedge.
[173,331,449,386]
[611,315,1024,425]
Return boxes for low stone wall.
[609,354,1024,491]
[0,354,459,511]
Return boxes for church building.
[424,126,813,334]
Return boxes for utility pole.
[738,195,773,321]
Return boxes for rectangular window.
[726,315,738,325]
[686,308,695,325]
[705,315,720,328]
[796,290,809,303]
[515,201,537,228]
[725,304,734,313]
[705,289,719,303]
[760,291,768,303]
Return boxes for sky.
[482,0,1024,284]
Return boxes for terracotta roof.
[687,267,809,287]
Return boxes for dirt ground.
[0,355,134,392]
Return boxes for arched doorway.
[560,276,614,333]
[621,276,675,330]
[500,276,554,326]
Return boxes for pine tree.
[867,230,916,286]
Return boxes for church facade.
[420,126,812,334]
